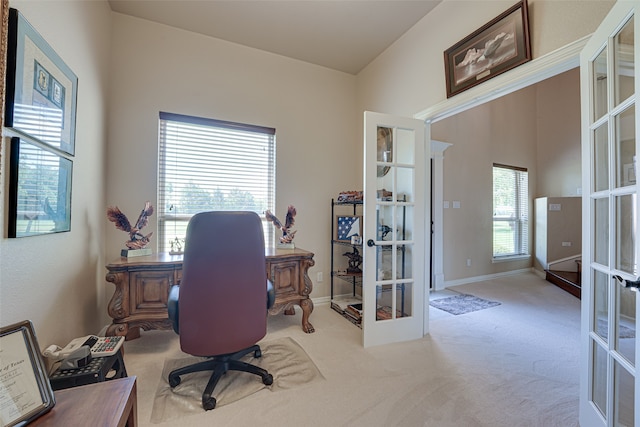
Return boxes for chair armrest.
[267,279,275,310]
[168,284,180,334]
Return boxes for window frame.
[157,112,275,253]
[492,163,529,261]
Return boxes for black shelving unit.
[330,198,363,326]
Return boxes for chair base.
[168,344,273,410]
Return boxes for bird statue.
[614,275,640,292]
[265,205,297,244]
[107,201,154,249]
[343,247,362,274]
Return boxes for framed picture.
[8,136,73,238]
[335,215,362,242]
[0,320,55,426]
[444,0,531,98]
[5,7,78,155]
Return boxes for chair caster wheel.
[263,374,273,386]
[169,375,181,388]
[203,396,216,411]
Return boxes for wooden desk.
[31,376,137,427]
[105,248,315,339]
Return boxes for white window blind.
[492,163,529,258]
[158,112,275,252]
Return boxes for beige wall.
[106,14,360,300]
[536,68,581,197]
[432,86,538,280]
[0,1,111,347]
[534,196,582,271]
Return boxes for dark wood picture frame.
[5,7,78,155]
[0,320,55,426]
[444,0,531,98]
[8,136,73,238]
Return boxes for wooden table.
[31,376,137,427]
[105,248,315,339]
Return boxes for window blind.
[158,112,275,252]
[492,164,529,258]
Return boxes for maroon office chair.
[167,211,274,410]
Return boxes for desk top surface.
[31,376,136,427]
[107,247,313,268]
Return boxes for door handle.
[367,239,376,247]
[614,275,640,291]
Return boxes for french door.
[580,3,639,426]
[362,111,429,347]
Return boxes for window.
[492,163,529,259]
[158,112,275,252]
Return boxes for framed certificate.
[0,320,55,426]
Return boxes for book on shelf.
[346,304,363,320]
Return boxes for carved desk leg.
[105,271,133,339]
[300,257,315,333]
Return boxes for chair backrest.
[178,211,267,356]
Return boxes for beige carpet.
[150,337,323,423]
[123,272,582,426]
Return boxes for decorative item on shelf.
[337,190,363,203]
[265,205,297,249]
[379,224,392,240]
[107,201,154,257]
[343,247,362,274]
[377,189,393,201]
[168,204,184,255]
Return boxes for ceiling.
[108,0,442,75]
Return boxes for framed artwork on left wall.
[8,136,72,238]
[5,7,78,155]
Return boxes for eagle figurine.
[107,201,154,249]
[265,205,297,244]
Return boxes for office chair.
[167,211,275,410]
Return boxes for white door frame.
[415,37,589,297]
[430,140,452,291]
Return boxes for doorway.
[418,40,585,291]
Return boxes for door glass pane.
[376,284,393,320]
[396,205,412,242]
[397,283,412,317]
[397,244,412,280]
[592,341,608,418]
[594,197,609,266]
[594,47,608,121]
[376,245,392,280]
[615,16,635,107]
[616,283,636,365]
[615,194,635,274]
[377,126,392,178]
[615,105,636,188]
[614,360,635,426]
[396,167,414,203]
[594,270,609,342]
[396,128,415,165]
[594,123,609,192]
[377,205,394,241]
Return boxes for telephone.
[44,335,125,361]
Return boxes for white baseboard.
[443,268,534,288]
